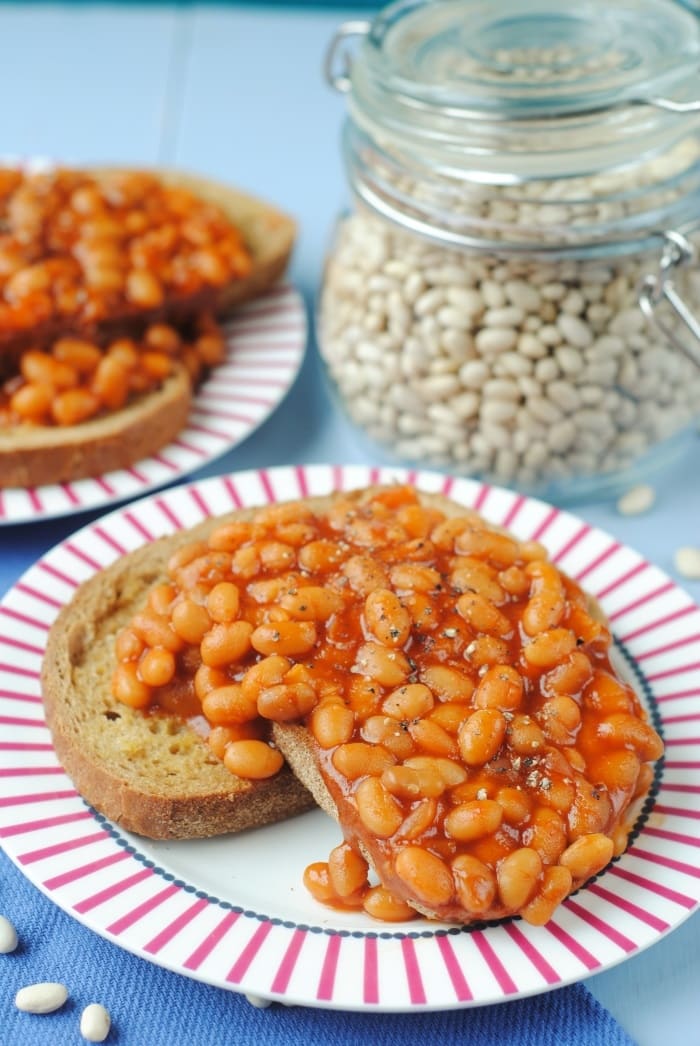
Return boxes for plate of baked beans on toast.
[1,463,698,1011]
[0,163,305,524]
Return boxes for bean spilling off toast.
[42,485,663,927]
[0,166,295,487]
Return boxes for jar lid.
[340,0,700,180]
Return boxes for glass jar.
[317,0,700,500]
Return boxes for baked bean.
[458,709,507,766]
[397,504,444,539]
[347,677,384,720]
[361,715,416,760]
[91,356,130,411]
[473,665,523,711]
[521,865,573,926]
[10,382,52,421]
[328,842,369,898]
[394,846,454,907]
[457,593,510,635]
[402,591,439,631]
[496,787,532,826]
[223,740,284,780]
[257,682,318,722]
[497,847,542,910]
[445,800,503,842]
[112,662,151,709]
[451,558,504,603]
[560,833,614,881]
[275,522,318,546]
[404,755,467,789]
[539,775,577,814]
[250,621,316,658]
[364,589,412,647]
[281,586,344,621]
[420,664,474,703]
[464,634,510,668]
[591,750,639,797]
[144,323,181,354]
[167,540,209,577]
[193,664,229,701]
[138,647,175,688]
[522,561,565,636]
[634,763,655,799]
[52,388,100,426]
[397,798,437,840]
[354,642,411,687]
[544,651,593,698]
[383,683,433,721]
[303,862,336,904]
[498,565,529,597]
[309,703,355,749]
[539,695,582,744]
[201,620,253,666]
[566,603,606,645]
[508,714,546,755]
[584,671,634,715]
[115,627,144,662]
[171,599,212,645]
[408,718,458,758]
[363,886,417,922]
[208,522,254,552]
[126,268,164,308]
[342,555,389,595]
[429,702,469,734]
[230,546,261,580]
[451,854,497,914]
[523,628,577,669]
[259,541,296,571]
[454,527,519,567]
[202,685,259,725]
[597,714,664,761]
[206,582,240,623]
[390,564,442,593]
[523,808,568,865]
[298,540,345,573]
[568,777,613,838]
[355,777,403,837]
[208,722,262,759]
[333,742,396,779]
[131,610,183,653]
[382,765,445,800]
[430,516,473,551]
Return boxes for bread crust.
[0,169,296,486]
[41,504,315,840]
[0,364,192,488]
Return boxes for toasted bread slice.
[0,169,296,486]
[0,167,296,358]
[0,363,192,489]
[41,507,314,840]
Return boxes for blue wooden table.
[0,5,699,1044]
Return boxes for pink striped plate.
[0,284,306,525]
[1,463,698,1011]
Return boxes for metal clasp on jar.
[324,20,372,93]
[639,229,700,368]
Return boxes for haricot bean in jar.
[113,487,663,926]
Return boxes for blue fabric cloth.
[0,847,633,1046]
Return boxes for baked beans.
[112,486,663,926]
[0,314,225,429]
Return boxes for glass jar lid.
[340,0,700,181]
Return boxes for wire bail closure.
[639,229,700,369]
[324,20,371,93]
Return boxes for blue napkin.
[0,847,633,1046]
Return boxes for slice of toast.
[0,168,296,486]
[41,507,314,840]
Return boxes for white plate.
[0,284,306,524]
[0,464,698,1012]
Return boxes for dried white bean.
[246,994,273,1009]
[80,1003,111,1042]
[557,313,593,349]
[0,914,18,953]
[15,982,68,1014]
[674,547,700,580]
[617,484,656,516]
[475,327,518,353]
